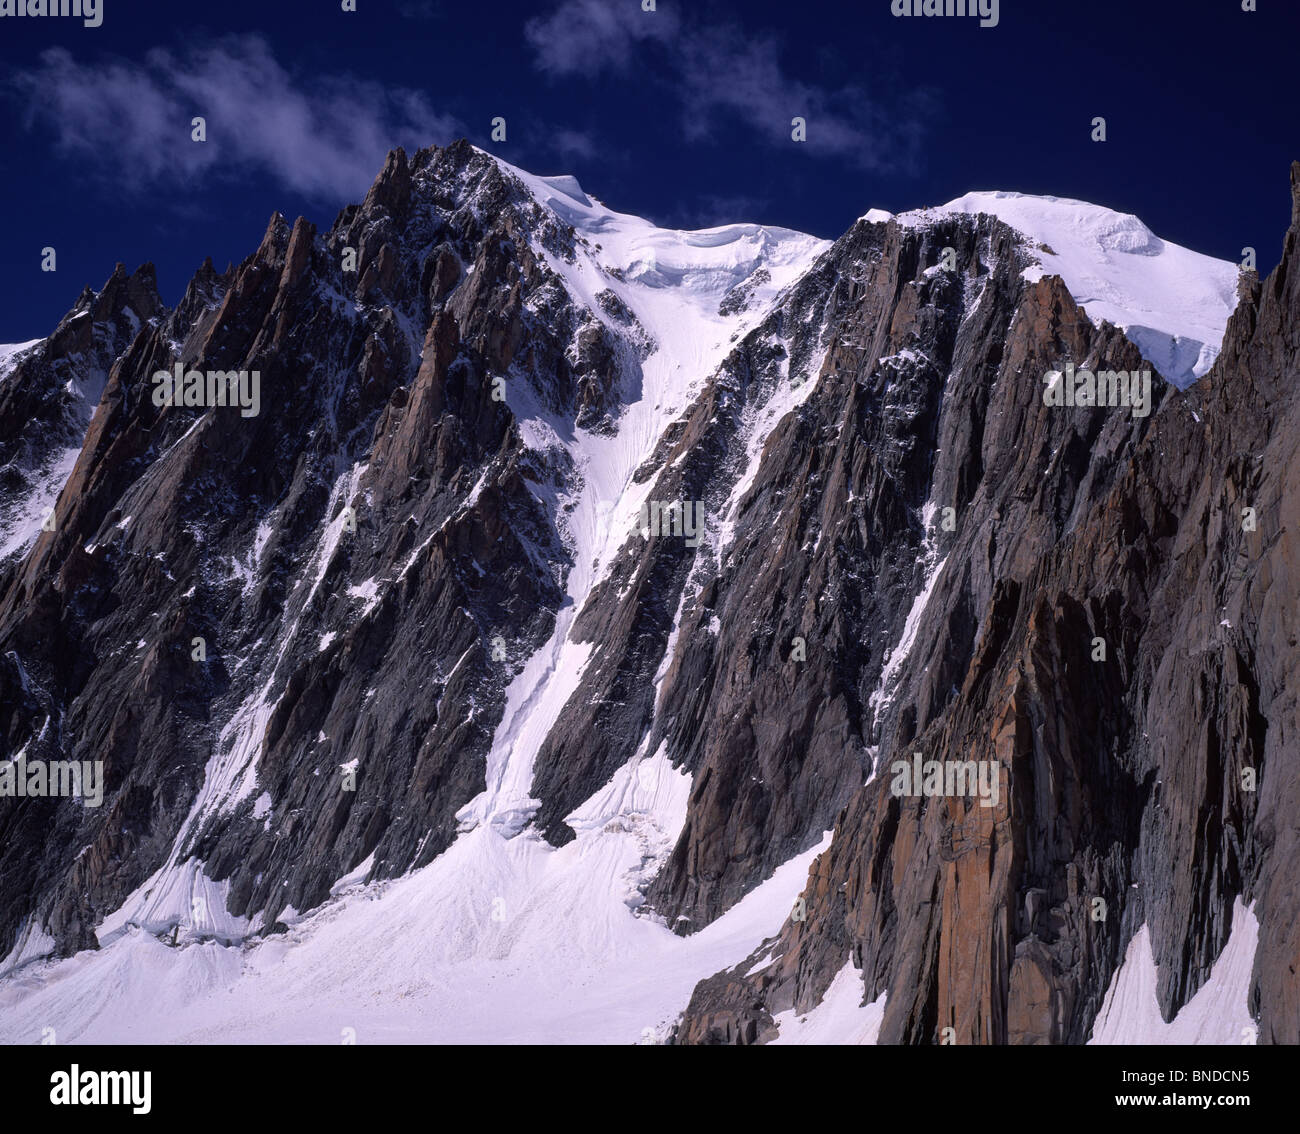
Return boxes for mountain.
[0,142,1293,1045]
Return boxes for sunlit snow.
[900,192,1239,387]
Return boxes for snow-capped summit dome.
[897,191,1240,387]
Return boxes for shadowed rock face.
[1,144,1294,1047]
[0,263,163,554]
[673,166,1300,1045]
[0,141,611,952]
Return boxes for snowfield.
[0,752,831,1044]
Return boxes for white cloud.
[525,0,679,77]
[552,128,599,160]
[524,1,927,171]
[11,37,464,202]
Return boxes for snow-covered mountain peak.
[4,142,1287,1048]
[895,190,1241,387]
[487,151,829,326]
[500,160,1240,392]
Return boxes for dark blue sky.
[3,0,1297,342]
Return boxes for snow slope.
[894,191,1240,387]
[0,445,78,563]
[0,339,42,375]
[1088,899,1260,1044]
[456,154,829,835]
[0,335,110,564]
[0,339,61,561]
[0,753,831,1043]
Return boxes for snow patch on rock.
[771,958,887,1045]
[1088,898,1259,1044]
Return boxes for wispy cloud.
[9,36,463,202]
[552,128,599,160]
[397,0,441,20]
[525,0,679,77]
[525,0,929,171]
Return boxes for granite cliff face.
[0,145,1293,1045]
[674,168,1300,1045]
